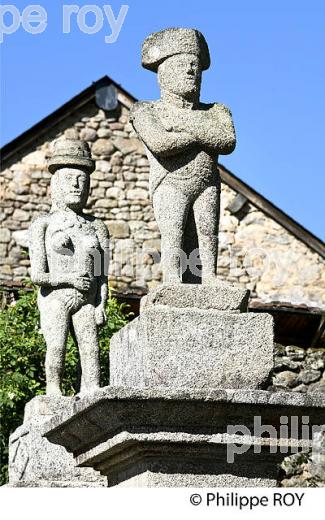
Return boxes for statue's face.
[51,168,89,210]
[158,54,202,98]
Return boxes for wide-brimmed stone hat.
[142,27,210,72]
[48,139,95,174]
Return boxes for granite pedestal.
[40,284,325,487]
[110,283,273,390]
[8,396,107,487]
[42,387,325,487]
[12,281,322,488]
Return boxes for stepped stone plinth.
[42,387,325,487]
[39,283,324,487]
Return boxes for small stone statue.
[130,28,236,284]
[29,139,109,396]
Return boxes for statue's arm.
[94,218,110,308]
[130,102,196,157]
[193,104,236,155]
[29,216,51,287]
[29,217,74,288]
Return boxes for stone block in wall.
[97,129,112,138]
[105,221,130,238]
[95,160,111,173]
[0,243,8,256]
[80,128,97,141]
[106,187,124,199]
[21,151,47,168]
[12,209,30,222]
[94,199,117,209]
[142,238,161,251]
[0,228,11,243]
[92,139,115,157]
[126,188,149,200]
[12,170,32,195]
[113,137,145,155]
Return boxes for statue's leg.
[193,183,220,284]
[152,183,189,283]
[71,303,100,394]
[39,297,70,396]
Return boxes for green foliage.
[0,284,131,485]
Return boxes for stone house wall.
[1,99,324,308]
[270,343,325,394]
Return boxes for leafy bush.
[0,284,131,485]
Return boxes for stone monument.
[110,28,273,391]
[130,27,236,284]
[8,139,109,486]
[10,29,325,488]
[29,138,110,396]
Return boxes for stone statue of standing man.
[130,28,236,284]
[29,139,109,396]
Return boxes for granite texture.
[47,139,95,174]
[142,28,210,72]
[110,305,274,390]
[279,430,325,487]
[42,386,325,488]
[311,430,325,481]
[8,396,107,487]
[28,139,109,396]
[114,471,276,488]
[130,28,236,284]
[140,281,250,312]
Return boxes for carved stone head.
[158,54,202,98]
[51,168,89,211]
[48,139,94,211]
[141,28,210,100]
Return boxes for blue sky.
[1,0,324,240]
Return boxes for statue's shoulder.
[91,216,110,241]
[81,213,108,232]
[129,101,157,122]
[29,213,50,241]
[200,102,233,116]
[29,213,49,231]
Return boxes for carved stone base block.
[140,283,250,312]
[110,284,273,390]
[8,396,107,487]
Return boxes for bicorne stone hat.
[142,28,210,72]
[48,139,95,174]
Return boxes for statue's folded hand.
[71,275,92,292]
[95,305,107,326]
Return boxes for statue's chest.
[156,106,189,131]
[46,219,99,259]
